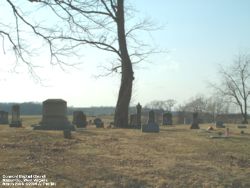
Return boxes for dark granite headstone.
[9,105,22,127]
[142,110,159,133]
[94,118,104,128]
[34,99,75,131]
[190,112,200,129]
[0,111,8,124]
[72,111,87,128]
[63,129,72,139]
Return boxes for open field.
[1,116,250,188]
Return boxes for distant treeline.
[0,102,118,116]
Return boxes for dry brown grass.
[0,116,250,188]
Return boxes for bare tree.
[1,0,156,128]
[182,95,208,113]
[206,95,230,121]
[145,99,176,112]
[210,53,250,124]
[165,99,177,112]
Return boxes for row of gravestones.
[129,103,159,132]
[0,99,104,130]
[1,99,226,133]
[130,110,172,128]
[129,103,172,132]
[131,110,225,131]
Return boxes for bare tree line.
[146,53,250,124]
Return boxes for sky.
[0,0,250,107]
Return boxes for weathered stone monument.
[72,111,87,128]
[162,112,172,125]
[94,118,104,128]
[9,105,22,127]
[129,103,142,129]
[34,99,75,130]
[0,111,8,124]
[142,110,159,133]
[190,112,200,129]
[136,103,142,128]
[63,129,72,139]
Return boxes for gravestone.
[0,111,8,124]
[72,111,87,128]
[34,99,75,131]
[141,110,159,133]
[94,118,104,128]
[9,105,22,127]
[130,114,137,127]
[190,112,200,129]
[237,124,247,129]
[63,129,72,139]
[162,112,172,125]
[216,120,225,128]
[136,103,142,128]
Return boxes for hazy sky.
[0,0,250,107]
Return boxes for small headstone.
[94,118,104,128]
[237,124,247,129]
[216,121,225,128]
[9,105,22,127]
[136,103,142,128]
[63,129,72,139]
[141,110,159,133]
[0,111,8,124]
[162,112,172,125]
[72,111,87,128]
[33,99,75,131]
[190,112,200,129]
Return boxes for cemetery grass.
[0,116,250,188]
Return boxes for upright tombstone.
[63,129,72,139]
[0,111,9,124]
[9,105,22,127]
[136,103,142,128]
[94,118,104,128]
[72,111,87,128]
[34,99,75,130]
[190,112,200,129]
[162,112,172,125]
[130,103,142,129]
[141,110,159,133]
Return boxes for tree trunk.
[114,0,134,128]
[242,99,248,124]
